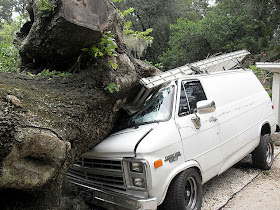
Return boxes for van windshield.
[129,86,174,126]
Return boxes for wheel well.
[261,123,271,136]
[192,166,202,179]
[170,166,202,187]
[160,166,202,205]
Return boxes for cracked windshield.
[129,86,174,125]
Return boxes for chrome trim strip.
[69,181,157,210]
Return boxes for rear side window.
[179,81,207,116]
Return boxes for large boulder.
[16,0,123,72]
[0,0,159,209]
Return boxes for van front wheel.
[162,168,202,210]
[252,135,274,170]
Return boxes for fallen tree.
[0,0,159,209]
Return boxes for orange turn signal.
[154,159,163,169]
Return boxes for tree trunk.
[0,0,159,209]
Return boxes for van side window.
[179,81,207,116]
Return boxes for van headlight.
[132,177,145,187]
[123,159,151,191]
[130,162,144,173]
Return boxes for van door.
[175,80,223,181]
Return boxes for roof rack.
[125,50,250,114]
[140,50,250,89]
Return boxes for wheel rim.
[266,142,273,166]
[184,176,197,209]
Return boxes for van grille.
[66,158,125,191]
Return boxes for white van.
[67,50,277,210]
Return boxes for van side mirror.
[197,100,216,114]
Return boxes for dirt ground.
[221,149,280,210]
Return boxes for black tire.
[252,135,274,170]
[162,168,202,210]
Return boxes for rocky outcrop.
[0,0,159,209]
[16,0,123,72]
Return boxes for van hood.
[81,123,158,158]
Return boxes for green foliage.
[92,31,118,58]
[244,50,280,68]
[82,31,118,70]
[0,17,24,43]
[159,18,209,70]
[249,65,272,97]
[0,42,19,72]
[104,82,119,93]
[37,69,71,77]
[38,0,57,17]
[114,0,210,62]
[202,0,265,53]
[249,65,272,85]
[0,17,23,73]
[159,0,280,70]
[117,7,134,18]
[0,0,14,22]
[118,7,153,43]
[0,0,28,23]
[118,7,154,58]
[143,60,163,70]
[81,32,119,92]
[124,27,154,44]
[109,60,118,70]
[12,0,28,18]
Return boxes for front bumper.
[70,182,157,210]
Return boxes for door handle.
[209,116,217,122]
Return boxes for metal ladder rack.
[140,50,250,89]
[126,50,250,114]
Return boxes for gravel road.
[221,147,280,210]
[202,143,280,210]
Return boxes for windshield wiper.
[134,121,159,127]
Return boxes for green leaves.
[0,42,19,73]
[109,61,118,70]
[120,7,154,43]
[115,5,154,58]
[159,18,208,70]
[143,60,163,70]
[159,0,279,70]
[90,45,104,58]
[0,16,23,73]
[37,69,71,77]
[122,8,135,17]
[104,82,119,93]
[38,0,57,17]
[87,32,118,59]
[84,31,118,70]
[81,32,120,93]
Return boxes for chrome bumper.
[70,182,157,210]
